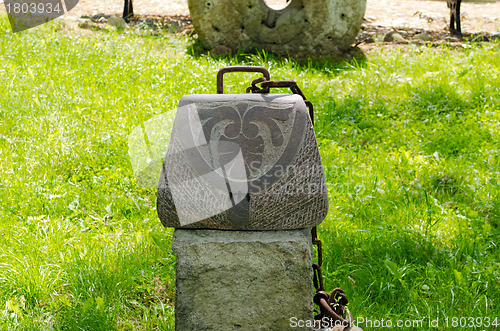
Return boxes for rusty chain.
[216,66,354,329]
[233,67,354,330]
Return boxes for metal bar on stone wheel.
[123,0,133,22]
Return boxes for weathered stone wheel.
[188,0,367,55]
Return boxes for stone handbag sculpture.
[157,66,328,230]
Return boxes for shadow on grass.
[186,37,367,75]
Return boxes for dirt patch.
[2,0,499,46]
[366,0,499,34]
[59,0,499,34]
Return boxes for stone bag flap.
[157,67,328,230]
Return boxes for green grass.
[0,15,499,330]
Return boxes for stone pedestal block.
[172,228,314,330]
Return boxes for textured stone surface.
[187,0,367,55]
[413,32,431,41]
[157,93,328,230]
[173,228,314,330]
[383,31,405,42]
[108,16,129,29]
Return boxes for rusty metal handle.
[253,78,314,125]
[217,66,270,94]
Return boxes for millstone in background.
[188,0,367,55]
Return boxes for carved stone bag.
[157,66,328,230]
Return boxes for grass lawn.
[0,15,499,330]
